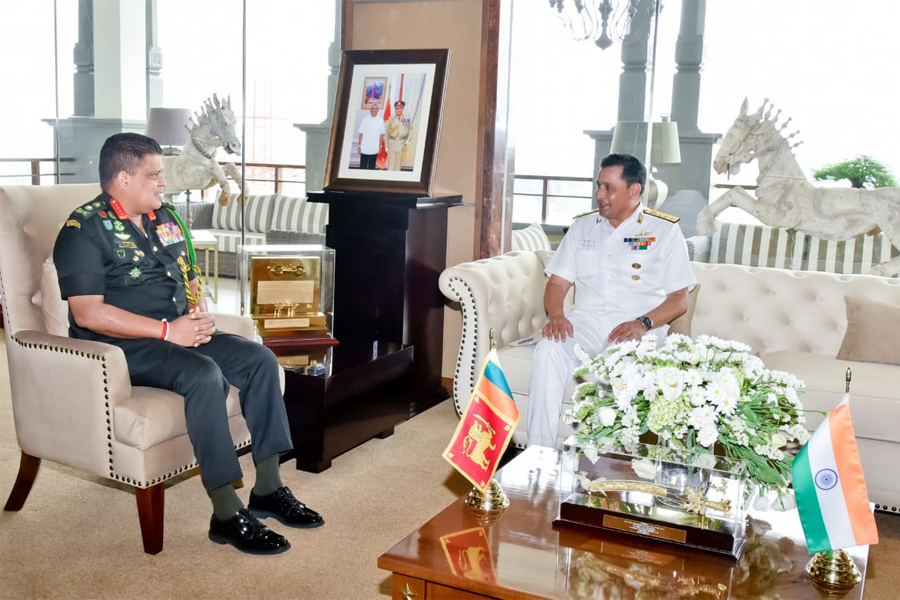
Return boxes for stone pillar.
[94,0,147,120]
[146,0,163,108]
[47,0,148,183]
[73,0,94,117]
[655,0,719,198]
[588,0,656,186]
[617,0,654,122]
[295,0,341,194]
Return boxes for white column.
[670,0,705,133]
[93,0,147,120]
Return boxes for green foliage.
[812,155,898,189]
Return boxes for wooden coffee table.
[378,446,870,599]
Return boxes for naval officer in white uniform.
[527,153,696,448]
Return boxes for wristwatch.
[638,316,653,330]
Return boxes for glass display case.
[239,244,335,342]
[554,435,751,559]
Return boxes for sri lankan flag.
[443,350,519,492]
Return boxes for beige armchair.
[0,184,257,554]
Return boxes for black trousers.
[359,153,378,169]
[112,333,292,490]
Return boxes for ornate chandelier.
[549,0,660,50]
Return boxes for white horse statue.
[162,94,243,206]
[697,98,900,277]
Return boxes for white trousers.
[526,310,615,448]
[526,310,666,448]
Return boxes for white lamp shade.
[145,107,191,146]
[610,121,682,165]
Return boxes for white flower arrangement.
[566,334,811,493]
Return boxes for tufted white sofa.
[439,251,900,513]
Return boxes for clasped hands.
[169,306,217,347]
[541,315,648,344]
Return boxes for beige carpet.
[1,335,898,599]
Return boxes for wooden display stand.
[308,190,462,414]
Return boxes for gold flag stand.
[805,368,862,593]
[465,479,510,511]
[805,549,862,594]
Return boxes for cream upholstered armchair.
[0,184,258,554]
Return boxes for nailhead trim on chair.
[9,335,253,489]
[446,276,479,417]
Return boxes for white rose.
[657,367,684,401]
[689,347,703,365]
[599,406,617,427]
[770,432,788,448]
[698,426,719,448]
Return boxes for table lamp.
[146,107,191,153]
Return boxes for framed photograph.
[324,49,451,196]
[361,77,387,110]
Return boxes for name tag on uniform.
[578,239,595,248]
[156,222,185,247]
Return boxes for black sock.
[207,482,244,520]
[252,455,283,497]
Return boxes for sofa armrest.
[440,251,551,415]
[6,330,132,479]
[213,313,256,340]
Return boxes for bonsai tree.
[812,155,898,189]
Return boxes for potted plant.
[812,155,897,189]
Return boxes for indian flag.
[792,394,879,553]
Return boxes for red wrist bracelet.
[160,320,169,341]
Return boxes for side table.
[189,229,219,303]
[275,339,414,473]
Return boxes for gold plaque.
[250,256,321,317]
[602,515,687,543]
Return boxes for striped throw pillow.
[708,222,795,269]
[794,231,899,275]
[268,195,329,234]
[511,223,551,252]
[212,194,278,233]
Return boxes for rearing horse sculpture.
[697,98,900,277]
[162,94,243,206]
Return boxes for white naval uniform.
[526,203,696,448]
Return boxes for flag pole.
[805,367,862,591]
[464,328,510,513]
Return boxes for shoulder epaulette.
[643,208,680,223]
[573,208,600,219]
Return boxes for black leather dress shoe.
[249,486,325,529]
[208,508,291,555]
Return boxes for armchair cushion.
[837,296,900,366]
[115,386,243,450]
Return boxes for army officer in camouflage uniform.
[386,100,414,171]
[53,133,323,555]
